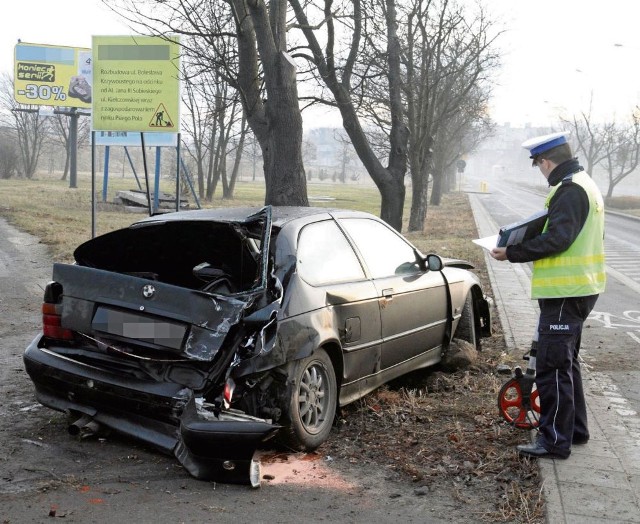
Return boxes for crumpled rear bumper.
[23,335,280,486]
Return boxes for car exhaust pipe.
[78,420,102,440]
[68,414,93,436]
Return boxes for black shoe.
[516,442,566,459]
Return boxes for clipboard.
[496,210,548,247]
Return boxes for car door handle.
[382,288,394,299]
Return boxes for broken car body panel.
[24,206,281,485]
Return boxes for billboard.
[92,35,180,133]
[14,43,92,108]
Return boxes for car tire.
[280,348,337,451]
[454,293,477,349]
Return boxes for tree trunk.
[341,102,405,230]
[225,114,248,199]
[408,163,429,232]
[290,0,406,228]
[60,153,70,181]
[235,0,308,207]
[430,172,443,206]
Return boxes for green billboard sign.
[92,35,180,132]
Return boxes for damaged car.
[24,206,491,486]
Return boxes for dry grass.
[606,195,640,217]
[0,173,542,521]
[0,172,386,262]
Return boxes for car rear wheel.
[280,348,337,451]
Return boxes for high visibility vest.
[531,171,606,299]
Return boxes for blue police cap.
[521,132,569,158]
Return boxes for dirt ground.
[0,212,543,523]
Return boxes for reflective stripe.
[534,253,605,268]
[552,369,560,445]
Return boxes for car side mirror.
[425,254,444,272]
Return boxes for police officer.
[491,131,606,459]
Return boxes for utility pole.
[56,107,89,188]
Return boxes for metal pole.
[69,108,78,188]
[102,146,110,202]
[91,131,96,238]
[175,133,181,212]
[140,133,152,216]
[154,146,161,212]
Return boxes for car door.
[337,217,448,370]
[295,219,383,389]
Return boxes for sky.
[1,0,640,128]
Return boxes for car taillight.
[42,282,73,341]
[223,377,235,409]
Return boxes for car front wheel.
[454,293,478,349]
[280,348,337,451]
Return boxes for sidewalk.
[469,193,640,524]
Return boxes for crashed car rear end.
[24,205,492,487]
[23,207,281,486]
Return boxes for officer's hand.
[490,247,508,261]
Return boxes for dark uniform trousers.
[535,294,599,457]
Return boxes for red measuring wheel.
[497,377,541,430]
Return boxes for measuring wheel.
[497,376,541,429]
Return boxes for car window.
[339,218,419,278]
[297,220,366,285]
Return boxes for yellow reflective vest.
[531,171,606,299]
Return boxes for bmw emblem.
[142,284,156,299]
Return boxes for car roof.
[133,206,377,229]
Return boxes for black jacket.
[507,159,590,263]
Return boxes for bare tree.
[181,71,214,199]
[600,110,640,198]
[105,0,308,205]
[560,100,610,176]
[0,73,50,179]
[0,128,19,179]
[561,103,640,197]
[225,111,249,198]
[181,65,246,201]
[290,0,409,231]
[430,86,494,204]
[207,86,245,200]
[403,0,499,230]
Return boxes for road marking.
[606,265,640,294]
[627,331,640,344]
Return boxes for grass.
[606,195,640,217]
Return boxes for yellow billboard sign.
[92,35,180,133]
[14,43,92,108]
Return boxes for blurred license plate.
[92,307,186,349]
